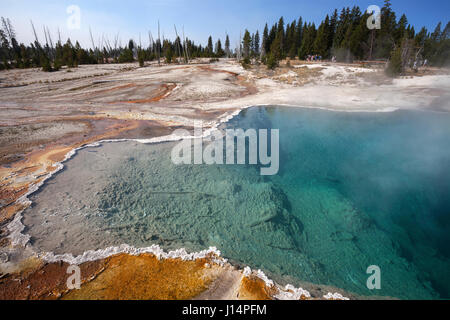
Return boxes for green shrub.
[266,53,278,70]
[53,59,62,72]
[240,57,251,69]
[118,49,134,63]
[385,47,403,77]
[138,52,145,67]
[41,56,53,72]
[260,55,267,65]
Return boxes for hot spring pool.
[21,106,450,299]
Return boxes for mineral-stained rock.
[0,258,106,300]
[62,254,216,300]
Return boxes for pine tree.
[267,23,277,54]
[415,27,428,48]
[215,39,224,57]
[266,53,277,69]
[313,15,330,57]
[299,23,316,59]
[294,17,303,56]
[250,33,255,56]
[430,22,442,41]
[261,24,269,57]
[270,34,282,61]
[386,46,403,76]
[333,7,349,49]
[207,36,213,57]
[395,14,408,44]
[407,25,415,39]
[276,17,285,56]
[118,41,134,63]
[138,49,145,67]
[285,21,295,58]
[0,28,9,69]
[128,39,135,51]
[426,22,447,65]
[242,30,251,59]
[375,0,397,58]
[225,34,231,57]
[442,22,450,40]
[284,22,292,55]
[349,13,370,60]
[433,22,450,66]
[19,44,30,68]
[163,40,174,63]
[41,52,52,72]
[329,10,338,49]
[63,39,76,67]
[1,17,18,67]
[254,30,260,56]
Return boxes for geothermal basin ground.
[0,59,449,300]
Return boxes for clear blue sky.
[1,0,449,49]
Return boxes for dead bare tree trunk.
[182,26,189,63]
[100,34,105,56]
[237,31,242,61]
[369,29,375,60]
[30,20,39,45]
[401,39,413,71]
[113,32,120,62]
[149,31,155,59]
[157,21,161,66]
[174,25,182,64]
[148,31,153,51]
[46,27,55,62]
[43,26,49,49]
[89,27,98,63]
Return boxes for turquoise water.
[23,107,450,299]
